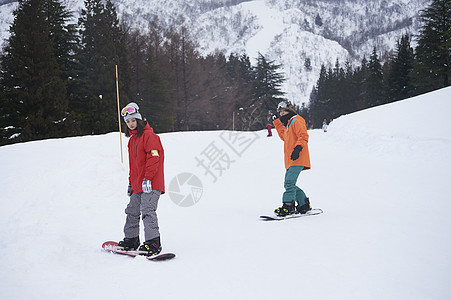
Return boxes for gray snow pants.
[124,190,161,241]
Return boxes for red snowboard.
[102,241,176,261]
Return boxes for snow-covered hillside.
[0,0,430,105]
[1,87,450,299]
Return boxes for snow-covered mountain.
[0,0,430,104]
[1,87,450,299]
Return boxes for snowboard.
[102,241,176,261]
[260,208,323,221]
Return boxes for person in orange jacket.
[117,102,165,256]
[273,101,312,216]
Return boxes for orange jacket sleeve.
[273,118,285,141]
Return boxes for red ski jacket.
[128,123,165,194]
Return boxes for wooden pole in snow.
[116,65,123,163]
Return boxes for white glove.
[142,179,152,193]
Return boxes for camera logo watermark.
[168,173,203,207]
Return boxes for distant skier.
[273,101,312,216]
[117,102,165,256]
[322,119,328,132]
[267,110,276,137]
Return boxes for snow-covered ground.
[1,87,450,299]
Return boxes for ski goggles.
[121,106,138,117]
[277,101,288,112]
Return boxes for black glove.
[271,114,277,120]
[127,185,133,196]
[290,145,303,161]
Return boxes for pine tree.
[157,23,201,131]
[387,34,415,102]
[42,0,78,81]
[310,64,330,128]
[330,58,346,118]
[253,52,286,111]
[366,47,385,107]
[414,0,450,92]
[251,53,286,130]
[304,57,312,71]
[0,0,72,145]
[226,52,255,130]
[75,0,129,134]
[315,14,323,27]
[355,56,369,110]
[125,29,148,104]
[342,59,358,114]
[140,49,174,132]
[124,24,180,132]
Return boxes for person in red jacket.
[117,102,165,255]
[273,101,312,217]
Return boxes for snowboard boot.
[138,236,162,256]
[274,201,297,217]
[296,197,312,214]
[117,236,140,251]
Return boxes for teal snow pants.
[282,166,307,206]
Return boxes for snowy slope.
[1,87,451,299]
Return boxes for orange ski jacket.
[274,115,311,170]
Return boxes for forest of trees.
[0,0,449,145]
[309,0,450,128]
[0,0,287,145]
